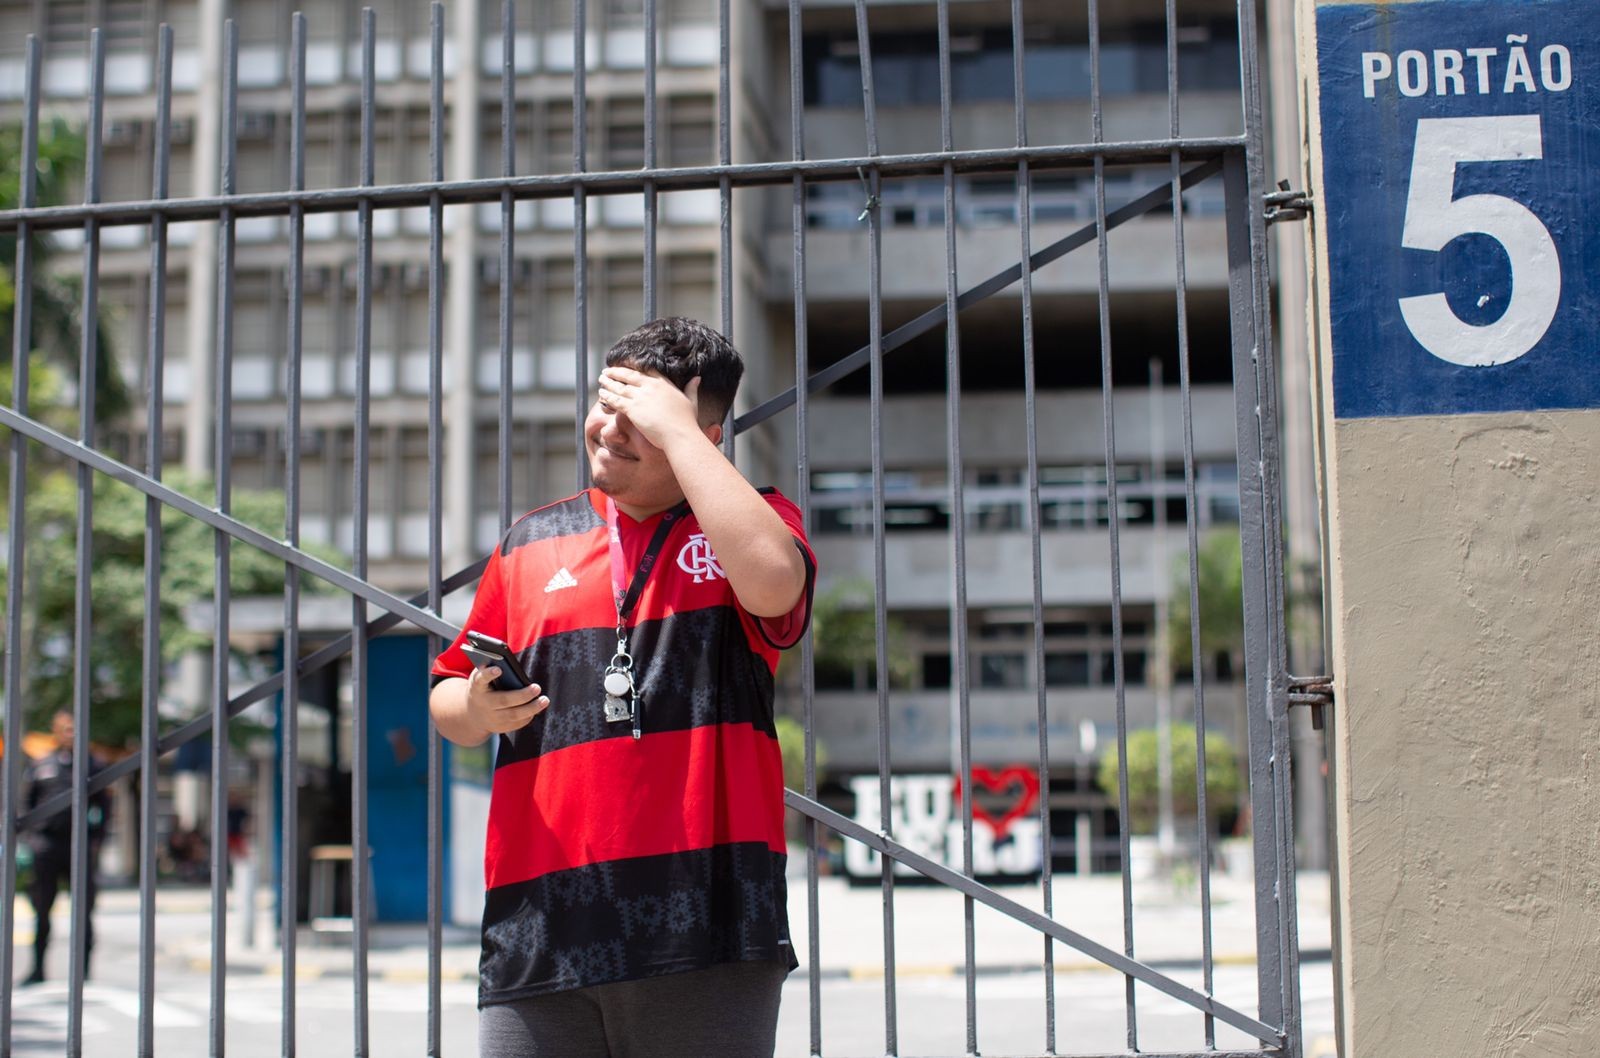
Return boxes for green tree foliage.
[2,122,335,748]
[11,470,343,746]
[1095,726,1240,835]
[1166,527,1244,673]
[774,715,826,793]
[1,119,129,422]
[809,578,916,690]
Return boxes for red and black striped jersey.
[432,486,815,1006]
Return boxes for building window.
[45,2,92,55]
[809,462,1238,537]
[1044,652,1091,687]
[605,102,646,169]
[979,653,1028,689]
[803,22,1240,109]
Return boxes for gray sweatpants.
[478,960,788,1058]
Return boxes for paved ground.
[7,854,1336,1056]
[140,853,1333,982]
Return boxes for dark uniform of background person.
[19,709,110,986]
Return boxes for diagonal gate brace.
[784,789,1286,1047]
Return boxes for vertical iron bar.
[209,21,239,1056]
[1223,145,1294,1054]
[0,39,38,1055]
[351,10,376,1053]
[1243,0,1303,1026]
[1164,0,1216,1046]
[138,24,174,1058]
[1008,0,1054,1049]
[67,29,106,1057]
[1235,0,1302,1032]
[573,0,591,491]
[786,0,820,1049]
[849,1,897,1050]
[281,14,308,1056]
[499,0,515,532]
[426,5,446,1055]
[718,0,734,460]
[643,0,658,322]
[1238,0,1302,1044]
[1085,0,1138,1046]
[1177,158,1215,1050]
[932,1,976,1052]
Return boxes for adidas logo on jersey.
[543,567,579,593]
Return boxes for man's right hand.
[429,670,550,747]
[465,666,551,736]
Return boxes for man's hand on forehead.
[597,365,704,448]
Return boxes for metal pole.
[718,0,734,462]
[280,13,308,1054]
[785,0,822,1049]
[1084,0,1139,1045]
[426,5,447,1054]
[1151,358,1176,866]
[0,140,1254,233]
[0,36,39,1058]
[848,1,897,1049]
[137,24,174,1058]
[573,0,591,490]
[208,22,239,1054]
[1163,0,1219,1041]
[1223,146,1293,1051]
[499,0,516,533]
[350,9,377,1052]
[643,0,658,322]
[1235,0,1304,1038]
[1008,0,1056,1046]
[65,31,106,1054]
[931,0,977,1050]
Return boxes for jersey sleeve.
[753,488,817,650]
[431,545,509,685]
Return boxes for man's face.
[52,712,74,749]
[583,367,686,510]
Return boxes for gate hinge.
[1264,180,1313,225]
[1287,673,1334,730]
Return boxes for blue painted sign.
[1317,0,1599,419]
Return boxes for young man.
[429,317,815,1058]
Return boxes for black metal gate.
[0,1,1303,1055]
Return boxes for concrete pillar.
[1300,2,1600,1053]
[446,0,481,570]
[727,0,784,486]
[174,769,207,831]
[181,0,225,477]
[102,775,137,884]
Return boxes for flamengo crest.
[676,532,725,583]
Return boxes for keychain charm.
[603,636,636,724]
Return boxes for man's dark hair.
[605,317,743,426]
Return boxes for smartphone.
[461,630,533,691]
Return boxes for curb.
[171,953,479,983]
[829,949,1332,981]
[167,949,1333,983]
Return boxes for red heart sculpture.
[953,766,1041,840]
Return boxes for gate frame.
[0,2,1302,1055]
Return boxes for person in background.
[20,708,110,985]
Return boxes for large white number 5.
[1397,115,1560,367]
